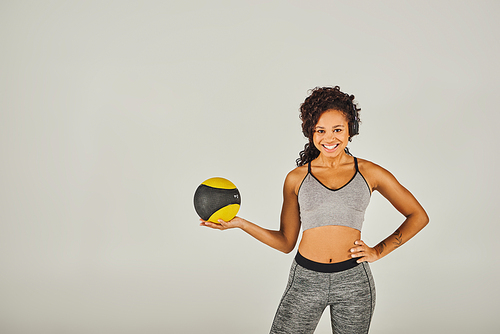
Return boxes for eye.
[334,129,343,133]
[315,129,325,134]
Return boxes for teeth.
[323,144,338,150]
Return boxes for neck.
[314,151,350,168]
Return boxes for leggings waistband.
[295,251,360,273]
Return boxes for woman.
[200,86,429,334]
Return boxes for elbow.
[279,242,296,254]
[406,209,429,229]
[422,209,430,226]
[418,210,430,229]
[277,230,298,254]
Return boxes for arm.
[350,162,429,263]
[200,170,302,254]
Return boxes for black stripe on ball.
[193,185,241,221]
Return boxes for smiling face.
[312,109,350,158]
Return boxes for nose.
[325,130,336,141]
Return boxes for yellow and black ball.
[194,177,241,223]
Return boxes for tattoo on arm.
[378,241,386,254]
[392,229,403,248]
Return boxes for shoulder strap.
[308,162,312,174]
[354,157,359,172]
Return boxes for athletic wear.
[270,157,376,333]
[298,157,371,232]
[294,251,359,273]
[270,253,376,334]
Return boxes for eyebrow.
[315,125,345,129]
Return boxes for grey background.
[1,1,499,333]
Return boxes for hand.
[349,240,381,263]
[199,216,245,230]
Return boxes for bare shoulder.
[284,165,309,195]
[357,158,387,174]
[357,158,398,191]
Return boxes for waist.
[298,225,360,263]
[295,251,359,273]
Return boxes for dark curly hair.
[296,86,361,166]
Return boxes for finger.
[350,248,365,258]
[219,218,234,226]
[202,221,224,230]
[354,240,365,246]
[218,219,232,229]
[356,256,367,263]
[200,220,211,227]
[349,246,365,254]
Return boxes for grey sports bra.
[297,157,371,232]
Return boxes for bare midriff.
[298,225,361,263]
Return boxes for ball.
[194,177,241,223]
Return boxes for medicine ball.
[193,177,241,223]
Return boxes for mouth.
[322,144,339,152]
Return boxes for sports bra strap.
[308,162,312,173]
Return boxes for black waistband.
[295,252,360,273]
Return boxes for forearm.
[375,211,429,260]
[239,219,295,254]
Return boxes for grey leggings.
[270,253,376,334]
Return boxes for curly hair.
[296,86,361,166]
